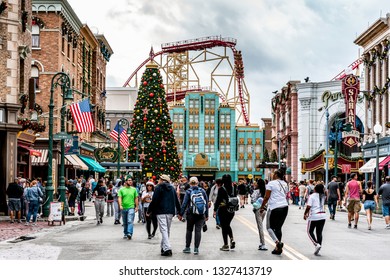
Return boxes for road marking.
[235,214,309,260]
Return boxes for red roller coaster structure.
[123,35,251,125]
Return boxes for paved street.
[0,202,389,260]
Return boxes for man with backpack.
[178,176,209,255]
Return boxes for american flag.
[69,98,95,132]
[110,123,129,149]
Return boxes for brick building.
[271,81,299,181]
[0,0,32,214]
[30,0,113,182]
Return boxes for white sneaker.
[385,224,390,229]
[314,244,322,255]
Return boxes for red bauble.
[162,149,166,154]
[156,152,160,156]
[160,84,164,88]
[143,81,147,86]
[160,167,164,171]
[152,175,156,180]
[149,92,154,98]
[170,166,174,171]
[156,127,160,132]
[133,147,137,150]
[143,117,147,121]
[149,157,153,162]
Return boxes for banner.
[342,74,359,147]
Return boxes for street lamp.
[251,145,255,182]
[325,108,330,187]
[44,72,73,217]
[106,118,131,179]
[374,121,383,193]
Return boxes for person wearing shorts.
[362,181,378,230]
[344,173,362,229]
[6,178,24,223]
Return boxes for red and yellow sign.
[342,74,359,147]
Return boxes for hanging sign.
[342,74,359,147]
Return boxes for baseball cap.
[189,177,199,184]
[160,174,171,182]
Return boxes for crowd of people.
[5,170,390,257]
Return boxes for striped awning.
[65,155,89,170]
[31,149,48,166]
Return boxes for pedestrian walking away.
[6,177,24,223]
[112,179,123,224]
[179,176,209,255]
[260,169,289,255]
[298,181,306,209]
[25,180,43,226]
[93,179,107,225]
[251,178,268,251]
[213,174,238,252]
[304,183,327,256]
[362,181,379,230]
[327,176,340,220]
[142,181,158,239]
[344,173,363,229]
[378,176,390,229]
[147,174,181,257]
[106,183,114,217]
[118,177,139,239]
[209,179,222,229]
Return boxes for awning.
[19,145,42,157]
[379,155,390,170]
[31,149,48,166]
[79,155,106,173]
[359,157,386,173]
[65,155,89,170]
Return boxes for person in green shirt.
[118,178,139,239]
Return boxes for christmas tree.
[128,59,181,181]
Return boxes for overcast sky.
[68,0,390,125]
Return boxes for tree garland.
[363,39,390,68]
[17,118,46,132]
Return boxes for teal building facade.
[169,91,264,182]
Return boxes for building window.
[31,66,39,91]
[220,130,225,138]
[226,145,230,153]
[247,160,252,169]
[238,145,244,153]
[238,160,244,169]
[178,130,184,137]
[220,145,225,153]
[205,115,210,123]
[226,130,230,137]
[210,115,215,123]
[220,114,225,123]
[32,25,40,48]
[189,130,194,138]
[205,130,210,138]
[226,160,230,169]
[210,129,215,138]
[226,114,231,123]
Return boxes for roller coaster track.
[123,35,250,125]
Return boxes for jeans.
[299,196,305,208]
[114,199,121,221]
[26,200,39,223]
[215,209,220,226]
[122,208,135,236]
[327,197,338,217]
[106,201,114,216]
[185,213,204,249]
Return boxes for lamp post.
[106,118,131,179]
[277,132,281,169]
[374,121,383,194]
[44,72,73,217]
[325,108,329,188]
[251,145,255,182]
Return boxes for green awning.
[79,155,106,173]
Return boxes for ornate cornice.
[32,0,83,33]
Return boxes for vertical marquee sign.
[342,74,360,147]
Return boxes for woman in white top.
[142,181,158,239]
[259,169,289,255]
[304,183,326,256]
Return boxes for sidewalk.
[0,202,94,242]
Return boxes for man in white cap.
[147,174,181,257]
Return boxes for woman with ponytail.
[304,183,326,256]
